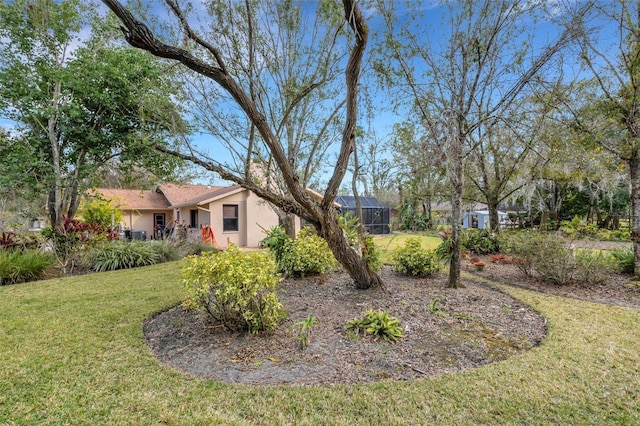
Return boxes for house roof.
[93,183,231,211]
[93,188,171,210]
[466,210,508,216]
[93,184,344,212]
[158,183,226,206]
[183,185,245,207]
[431,202,488,212]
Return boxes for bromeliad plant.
[338,214,382,272]
[346,309,404,342]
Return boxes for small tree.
[79,196,123,229]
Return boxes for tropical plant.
[291,315,317,350]
[611,247,634,275]
[0,250,54,285]
[259,225,290,265]
[346,309,404,342]
[461,228,500,254]
[90,240,173,272]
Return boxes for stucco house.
[93,184,282,248]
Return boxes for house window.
[223,204,239,232]
[190,209,198,228]
[154,213,166,227]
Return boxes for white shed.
[463,210,508,229]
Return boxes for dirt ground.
[143,240,640,386]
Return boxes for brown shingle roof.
[93,188,171,210]
[92,184,237,210]
[158,183,226,206]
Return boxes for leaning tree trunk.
[629,155,640,277]
[318,209,382,289]
[103,0,381,289]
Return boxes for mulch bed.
[144,240,640,386]
[144,266,549,386]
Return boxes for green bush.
[361,234,382,273]
[573,249,615,285]
[461,228,500,254]
[148,241,181,263]
[346,309,404,342]
[0,250,54,285]
[278,227,337,277]
[502,231,574,283]
[393,237,442,277]
[90,240,169,272]
[502,231,615,285]
[259,225,290,265]
[559,216,628,241]
[596,229,631,242]
[611,247,635,274]
[181,244,285,333]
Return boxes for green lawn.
[1,261,639,424]
[374,232,442,264]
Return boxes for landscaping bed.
[144,266,546,385]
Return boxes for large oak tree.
[102,0,382,289]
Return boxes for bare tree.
[102,0,382,288]
[374,0,590,287]
[465,98,551,232]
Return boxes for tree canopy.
[0,0,187,227]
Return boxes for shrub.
[573,249,615,285]
[0,231,42,251]
[611,247,634,275]
[259,224,290,265]
[42,216,118,274]
[0,250,54,285]
[393,237,442,277]
[461,228,500,254]
[502,231,574,284]
[502,231,615,285]
[346,309,404,342]
[79,196,124,228]
[278,227,337,277]
[361,234,382,273]
[148,241,181,263]
[90,240,165,272]
[181,244,285,333]
[597,228,631,242]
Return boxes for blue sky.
[1,0,620,189]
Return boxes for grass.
[1,260,639,424]
[374,232,442,265]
